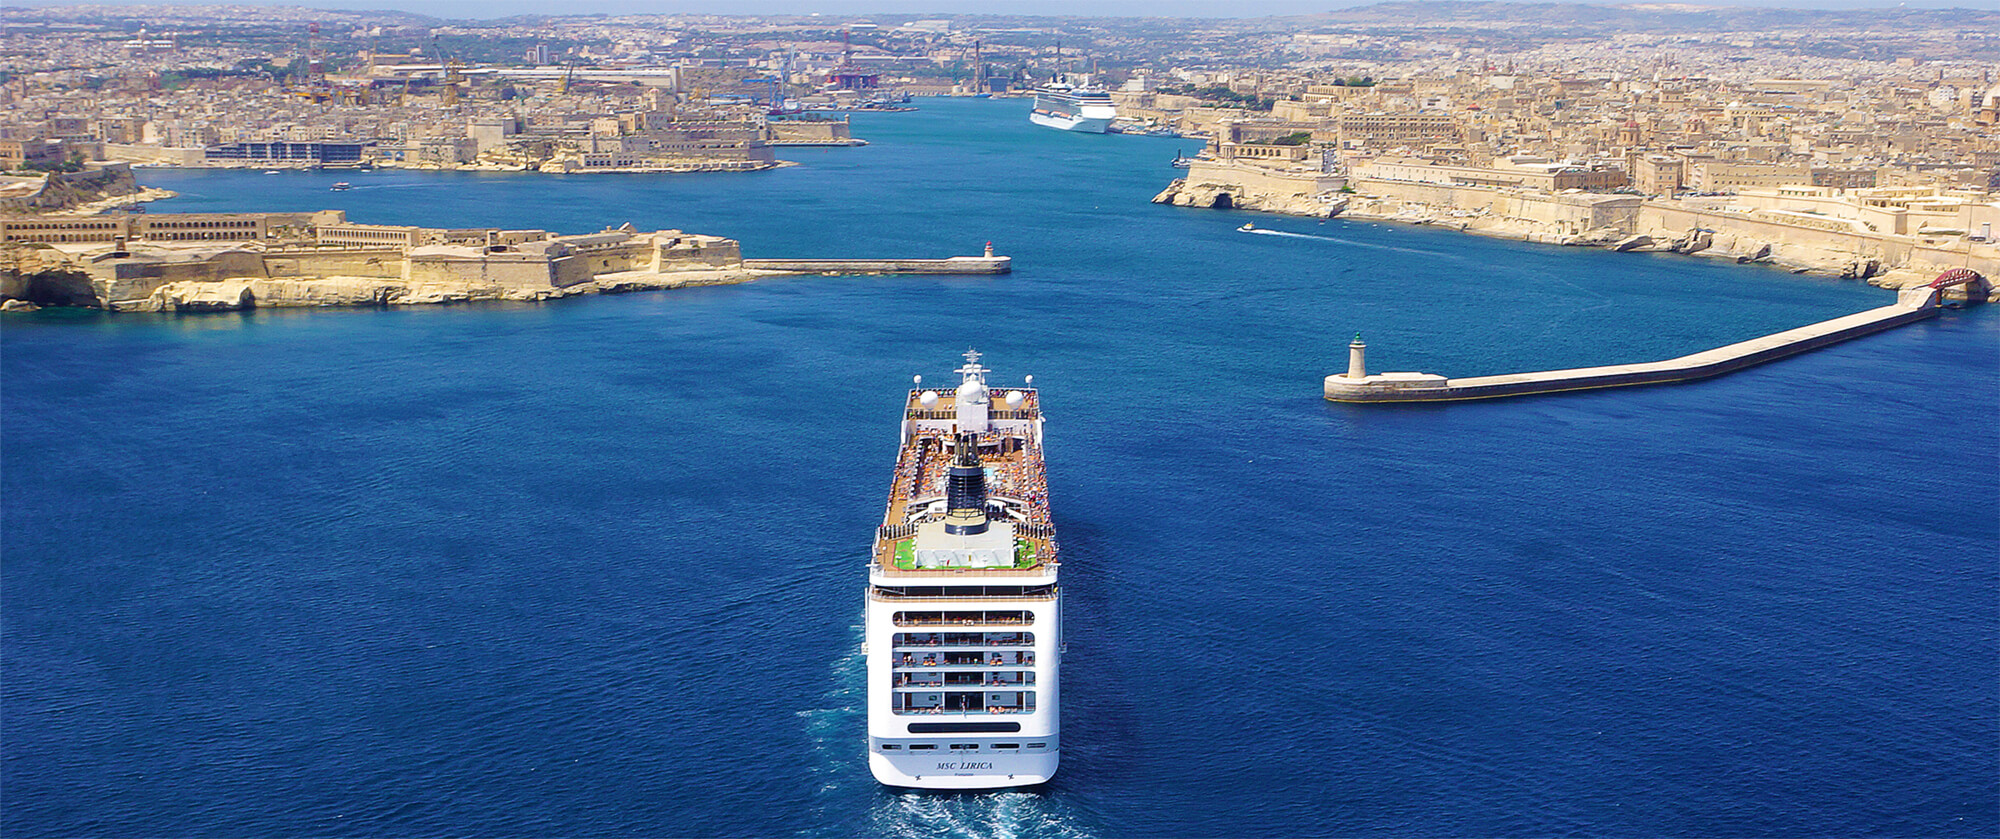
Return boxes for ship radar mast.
[955,349,988,386]
[954,349,991,432]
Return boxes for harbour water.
[3,99,1995,837]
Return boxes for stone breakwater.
[1325,282,1979,403]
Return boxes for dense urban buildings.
[2,3,1995,292]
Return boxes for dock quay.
[743,255,1010,275]
[1325,269,1987,404]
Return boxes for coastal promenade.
[1326,271,1986,403]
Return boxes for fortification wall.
[405,254,557,289]
[1351,179,1642,233]
[264,249,406,280]
[1154,160,1348,217]
[656,237,743,269]
[1637,203,1999,279]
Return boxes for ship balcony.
[891,655,1035,670]
[891,690,1038,716]
[893,631,1033,649]
[869,586,1058,603]
[892,673,1036,689]
[891,609,1035,628]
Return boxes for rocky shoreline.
[1331,198,1979,297]
[0,265,785,314]
[70,186,178,215]
[1152,176,1348,218]
[1159,174,1995,301]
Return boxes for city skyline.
[9,0,2000,21]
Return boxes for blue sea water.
[3,99,1995,838]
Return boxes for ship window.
[881,744,901,750]
[1027,743,1046,748]
[908,722,1020,733]
[909,744,936,751]
[993,743,1020,749]
[951,743,977,750]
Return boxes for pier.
[1325,269,1988,404]
[744,255,1010,276]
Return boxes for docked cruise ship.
[866,351,1061,789]
[1029,76,1116,134]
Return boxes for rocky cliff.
[0,165,142,213]
[1153,177,1349,218]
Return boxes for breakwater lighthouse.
[1345,334,1367,379]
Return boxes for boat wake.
[797,628,869,825]
[865,789,1094,839]
[799,629,1095,839]
[1240,226,1451,257]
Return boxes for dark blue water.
[4,99,1995,838]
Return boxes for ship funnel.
[943,431,990,535]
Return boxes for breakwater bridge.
[1325,269,1988,404]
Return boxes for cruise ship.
[1029,76,1116,134]
[866,351,1061,789]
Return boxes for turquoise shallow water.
[3,99,1996,837]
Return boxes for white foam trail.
[798,626,870,824]
[1241,226,1447,257]
[867,790,1095,839]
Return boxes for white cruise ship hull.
[868,750,1059,789]
[863,588,1062,790]
[1029,110,1113,134]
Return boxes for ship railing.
[877,523,918,541]
[871,563,1058,578]
[891,707,1038,716]
[892,635,1033,649]
[891,675,1036,687]
[1015,524,1058,541]
[872,591,1058,603]
[904,407,1040,419]
[891,661,1036,671]
[892,615,1033,627]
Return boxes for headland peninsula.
[0,211,1008,312]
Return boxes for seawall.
[1326,286,1947,403]
[1326,178,1997,296]
[743,256,1011,275]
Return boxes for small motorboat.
[330,181,352,191]
[1238,223,1255,232]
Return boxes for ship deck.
[874,389,1057,578]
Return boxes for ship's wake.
[1241,226,1450,257]
[799,628,1095,839]
[866,789,1094,839]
